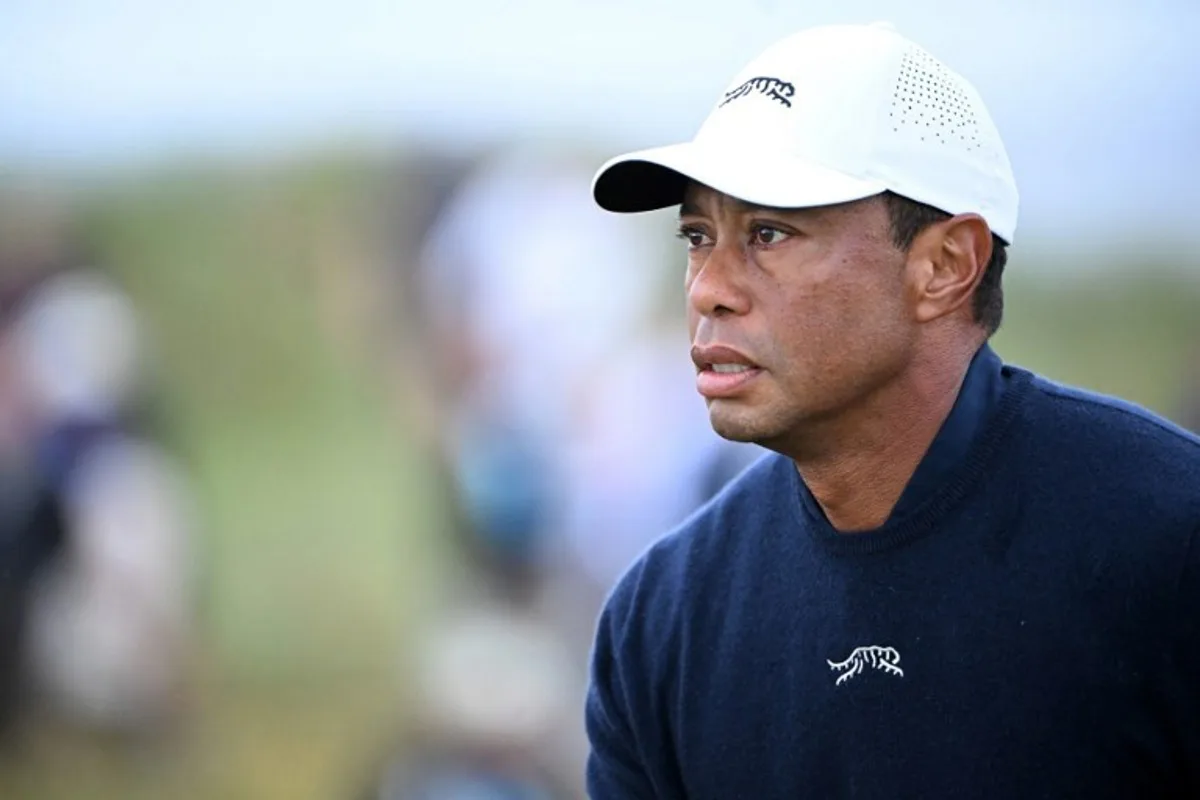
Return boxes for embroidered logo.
[719,76,795,108]
[827,646,904,686]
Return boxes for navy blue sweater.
[586,347,1200,799]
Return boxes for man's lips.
[691,344,763,398]
[690,344,760,371]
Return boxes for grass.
[1,156,451,799]
[996,269,1200,417]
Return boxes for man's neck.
[791,340,983,532]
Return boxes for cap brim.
[592,141,887,213]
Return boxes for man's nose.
[687,241,751,319]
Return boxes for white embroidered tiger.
[827,646,904,685]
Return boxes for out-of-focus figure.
[392,146,759,796]
[362,603,578,800]
[8,267,196,742]
[414,146,669,598]
[414,146,755,599]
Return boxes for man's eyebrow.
[679,197,800,219]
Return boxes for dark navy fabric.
[888,344,1004,521]
[586,355,1200,799]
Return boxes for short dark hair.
[881,191,1007,336]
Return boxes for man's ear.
[909,213,992,325]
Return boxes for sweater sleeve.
[585,570,660,799]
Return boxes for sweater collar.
[890,343,1004,520]
[791,343,1017,554]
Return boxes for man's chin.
[707,403,775,444]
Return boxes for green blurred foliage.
[997,262,1200,416]
[2,155,453,800]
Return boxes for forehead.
[679,182,887,231]
[679,183,776,218]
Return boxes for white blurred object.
[416,604,576,752]
[420,148,665,439]
[14,270,143,422]
[561,327,759,590]
[26,436,195,731]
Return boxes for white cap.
[592,23,1019,244]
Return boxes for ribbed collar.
[790,345,1030,556]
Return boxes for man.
[584,22,1200,799]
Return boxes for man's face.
[681,183,918,450]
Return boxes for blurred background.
[1,1,1198,798]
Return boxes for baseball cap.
[591,22,1019,244]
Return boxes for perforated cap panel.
[890,46,982,151]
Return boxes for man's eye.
[677,228,712,248]
[751,225,789,246]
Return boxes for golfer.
[585,22,1200,799]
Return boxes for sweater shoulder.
[1025,370,1200,462]
[1017,368,1200,530]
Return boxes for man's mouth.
[709,363,753,375]
[691,344,763,398]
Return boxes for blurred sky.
[2,0,1199,249]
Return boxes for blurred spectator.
[415,145,757,597]
[414,145,670,598]
[398,145,760,797]
[361,602,578,800]
[0,260,197,745]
